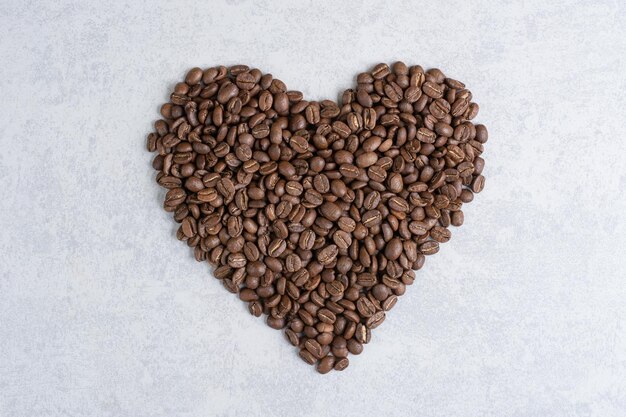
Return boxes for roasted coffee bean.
[148,63,487,373]
[318,308,336,324]
[347,339,363,355]
[356,297,376,318]
[355,323,371,344]
[372,284,391,301]
[305,338,324,359]
[366,311,386,329]
[357,272,377,287]
[334,357,349,371]
[318,245,339,265]
[299,349,317,365]
[362,210,382,227]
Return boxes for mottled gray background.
[1,0,625,416]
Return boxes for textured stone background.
[1,1,625,416]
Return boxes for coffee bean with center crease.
[148,62,487,373]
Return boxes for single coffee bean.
[372,284,390,301]
[472,175,485,193]
[357,273,377,287]
[317,356,335,374]
[305,338,324,359]
[366,311,386,329]
[334,357,349,371]
[299,349,317,365]
[382,295,398,311]
[362,210,382,228]
[318,308,336,324]
[320,202,342,222]
[356,297,376,318]
[347,339,363,355]
[318,245,339,265]
[356,152,378,168]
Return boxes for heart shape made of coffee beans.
[146,62,487,373]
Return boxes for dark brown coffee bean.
[382,295,398,311]
[384,238,403,260]
[285,181,304,196]
[472,175,485,193]
[420,240,439,255]
[422,81,444,98]
[332,230,352,250]
[326,280,344,297]
[317,245,338,265]
[305,338,324,359]
[185,67,203,85]
[362,210,382,228]
[320,202,342,222]
[318,308,336,324]
[388,196,409,213]
[165,188,186,207]
[268,239,287,257]
[356,297,376,318]
[285,329,299,346]
[355,323,371,344]
[371,63,391,79]
[299,349,317,365]
[372,284,390,301]
[430,226,451,243]
[357,273,377,287]
[347,339,363,355]
[339,164,360,179]
[366,311,385,329]
[316,356,335,374]
[355,152,378,168]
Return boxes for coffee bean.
[422,81,444,98]
[355,323,371,344]
[326,280,344,297]
[318,308,336,324]
[339,164,360,179]
[305,338,324,359]
[430,226,451,243]
[420,240,439,255]
[320,202,342,222]
[372,284,390,301]
[318,245,339,265]
[356,297,376,318]
[299,349,317,365]
[388,196,409,213]
[338,217,356,233]
[356,152,379,168]
[472,175,485,193]
[371,63,391,79]
[362,210,382,227]
[357,273,377,287]
[347,339,363,355]
[409,221,429,236]
[285,181,304,196]
[382,295,398,311]
[285,328,300,346]
[285,253,302,272]
[366,311,386,329]
[165,188,186,207]
[313,174,330,193]
[317,356,335,374]
[267,239,287,257]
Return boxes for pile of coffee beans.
[146,62,487,373]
